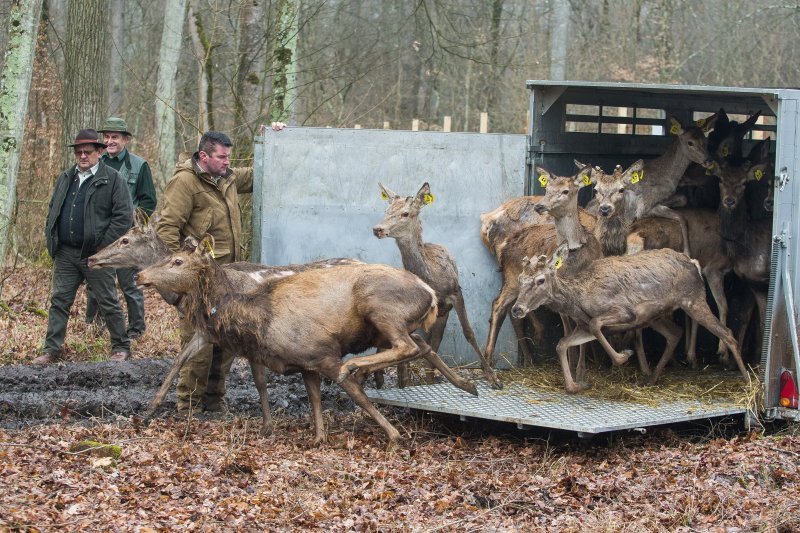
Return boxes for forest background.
[0,0,798,268]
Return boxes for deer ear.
[182,236,199,252]
[574,159,588,169]
[716,137,735,160]
[748,163,769,183]
[378,182,397,202]
[535,166,552,188]
[741,110,762,132]
[134,208,149,228]
[535,255,548,269]
[199,234,216,258]
[621,159,646,185]
[416,182,434,205]
[574,165,594,188]
[667,116,683,136]
[699,111,719,134]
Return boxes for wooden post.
[443,116,451,132]
[480,112,488,133]
[383,121,390,129]
[412,119,419,131]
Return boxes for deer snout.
[764,197,774,212]
[702,159,715,170]
[722,196,737,209]
[373,226,387,239]
[598,204,613,217]
[534,203,547,214]
[87,256,98,268]
[511,304,528,319]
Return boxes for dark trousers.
[44,246,130,355]
[85,267,146,335]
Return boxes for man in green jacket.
[34,129,133,364]
[155,130,253,414]
[85,117,157,342]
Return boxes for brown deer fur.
[136,240,478,444]
[374,182,500,389]
[511,249,749,392]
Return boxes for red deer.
[483,165,597,369]
[374,182,501,389]
[136,238,478,444]
[511,248,750,392]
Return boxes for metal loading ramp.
[365,380,748,435]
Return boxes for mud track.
[0,358,355,429]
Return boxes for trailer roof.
[525,80,800,100]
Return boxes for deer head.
[511,245,568,319]
[373,182,434,239]
[532,164,593,216]
[87,208,162,269]
[668,113,718,169]
[715,139,773,212]
[588,160,645,218]
[136,234,216,295]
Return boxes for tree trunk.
[269,0,298,124]
[0,0,43,267]
[61,0,109,169]
[154,0,187,191]
[107,0,123,114]
[188,0,213,132]
[232,0,263,158]
[549,0,569,80]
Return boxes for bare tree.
[0,0,43,266]
[155,0,187,191]
[61,0,109,168]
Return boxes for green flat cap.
[98,116,133,136]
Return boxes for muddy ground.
[0,358,357,429]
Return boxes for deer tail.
[419,281,439,332]
[691,258,702,277]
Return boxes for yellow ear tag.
[204,241,215,259]
[705,168,713,175]
[423,193,434,205]
[538,175,548,188]
[754,168,764,181]
[380,191,389,201]
[721,145,730,157]
[630,170,643,184]
[554,256,563,270]
[695,118,706,127]
[582,174,592,187]
[670,124,679,135]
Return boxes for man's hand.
[259,122,286,134]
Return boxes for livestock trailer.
[253,81,800,436]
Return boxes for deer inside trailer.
[253,81,800,435]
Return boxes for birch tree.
[155,0,187,190]
[269,0,298,124]
[0,0,43,267]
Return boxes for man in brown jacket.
[156,130,253,414]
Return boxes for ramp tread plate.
[366,381,746,434]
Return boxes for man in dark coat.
[34,129,134,364]
[84,117,157,339]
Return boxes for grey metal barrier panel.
[255,127,526,367]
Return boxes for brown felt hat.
[67,129,107,148]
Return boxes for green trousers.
[176,314,235,412]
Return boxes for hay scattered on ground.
[497,362,760,409]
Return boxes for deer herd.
[88,109,772,445]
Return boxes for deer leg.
[561,314,584,378]
[753,288,768,359]
[336,336,423,383]
[634,328,652,376]
[556,327,596,393]
[452,292,501,389]
[411,334,478,397]
[301,370,326,445]
[249,361,273,436]
[705,269,730,360]
[422,315,449,384]
[484,284,518,368]
[145,331,209,421]
[649,205,692,256]
[685,300,750,383]
[511,317,535,366]
[647,318,684,385]
[587,317,634,366]
[338,376,401,444]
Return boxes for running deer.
[374,182,501,389]
[511,248,750,392]
[89,211,365,436]
[136,237,478,445]
[482,165,597,369]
